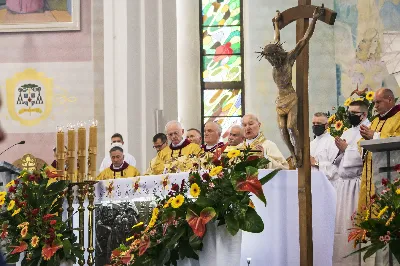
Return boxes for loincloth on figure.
[275,92,298,116]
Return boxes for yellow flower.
[327,128,331,133]
[209,166,223,177]
[366,91,375,101]
[31,236,39,248]
[227,149,241,159]
[0,192,7,198]
[355,97,364,102]
[386,212,396,226]
[146,208,159,230]
[163,197,174,208]
[377,206,389,219]
[344,97,352,106]
[132,222,144,229]
[20,226,28,238]
[171,195,184,208]
[328,114,336,124]
[5,180,15,188]
[343,127,348,132]
[12,208,21,217]
[396,188,400,195]
[249,200,255,209]
[0,198,5,206]
[7,200,15,211]
[365,210,370,221]
[126,235,135,242]
[17,222,29,229]
[190,183,201,198]
[335,120,343,131]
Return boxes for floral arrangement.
[110,147,279,265]
[0,168,83,265]
[348,164,400,261]
[327,90,375,137]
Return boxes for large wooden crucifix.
[259,1,336,265]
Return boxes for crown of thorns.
[255,41,285,61]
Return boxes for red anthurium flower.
[10,241,28,254]
[41,244,62,261]
[234,167,266,205]
[45,169,61,179]
[186,207,216,238]
[138,235,150,256]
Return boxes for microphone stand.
[0,141,25,156]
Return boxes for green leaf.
[195,196,215,208]
[363,244,385,261]
[62,239,72,258]
[225,212,239,236]
[343,244,372,258]
[6,253,20,263]
[189,234,203,251]
[260,169,281,185]
[239,207,264,233]
[166,225,186,249]
[45,181,68,197]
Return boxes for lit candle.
[67,125,76,183]
[56,126,65,180]
[87,120,98,181]
[77,124,86,183]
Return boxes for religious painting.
[0,0,80,32]
[6,68,53,126]
[95,201,152,266]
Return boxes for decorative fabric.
[275,91,298,116]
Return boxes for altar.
[72,170,336,266]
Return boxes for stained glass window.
[200,0,244,139]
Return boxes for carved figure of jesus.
[259,6,324,168]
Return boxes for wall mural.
[334,0,400,102]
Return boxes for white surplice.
[310,131,339,185]
[332,118,371,266]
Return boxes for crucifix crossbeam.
[268,2,336,266]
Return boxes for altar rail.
[65,170,336,266]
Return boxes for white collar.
[112,161,126,170]
[246,133,260,145]
[171,138,185,148]
[315,131,330,140]
[380,106,394,117]
[205,142,219,149]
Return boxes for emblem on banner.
[6,69,53,126]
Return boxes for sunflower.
[171,195,184,209]
[335,120,343,131]
[366,91,375,101]
[0,192,7,198]
[0,198,5,206]
[190,183,201,197]
[209,166,223,177]
[31,236,39,248]
[17,222,29,229]
[5,180,15,188]
[20,226,28,238]
[344,97,352,107]
[7,200,15,211]
[227,149,241,159]
[12,208,21,217]
[328,114,336,124]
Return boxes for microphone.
[0,141,25,156]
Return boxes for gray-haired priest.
[238,114,289,169]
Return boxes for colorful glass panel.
[203,55,241,82]
[203,89,242,117]
[204,116,242,140]
[203,26,241,55]
[202,0,241,26]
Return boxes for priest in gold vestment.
[358,88,400,213]
[97,146,140,180]
[149,120,202,175]
[238,114,289,169]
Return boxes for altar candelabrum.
[56,120,98,266]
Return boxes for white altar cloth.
[70,170,336,266]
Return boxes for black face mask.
[348,113,362,127]
[312,124,326,136]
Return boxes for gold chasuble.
[149,139,202,175]
[97,162,140,180]
[358,105,400,212]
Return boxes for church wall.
[0,0,105,170]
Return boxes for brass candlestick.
[77,126,86,183]
[56,127,66,180]
[66,184,75,229]
[87,121,97,181]
[86,180,97,266]
[77,183,86,266]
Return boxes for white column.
[176,0,201,131]
[103,0,129,153]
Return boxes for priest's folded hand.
[360,125,375,140]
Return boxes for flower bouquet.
[327,90,375,137]
[110,147,280,266]
[348,165,400,262]
[0,168,83,265]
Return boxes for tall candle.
[67,127,76,182]
[87,122,97,181]
[77,126,86,182]
[56,127,65,180]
